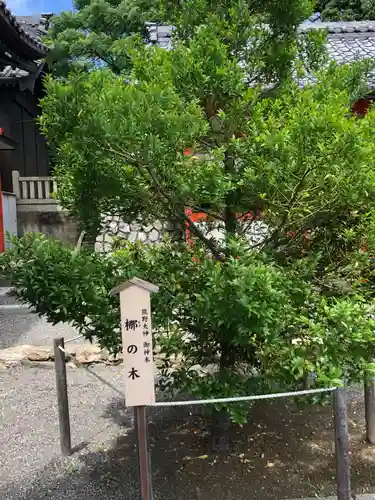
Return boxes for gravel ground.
[2,363,375,500]
[0,364,139,500]
[1,289,375,499]
[292,497,375,500]
[0,364,210,500]
[0,311,77,349]
[0,289,77,349]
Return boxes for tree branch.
[265,166,311,246]
[90,48,122,74]
[190,205,226,222]
[75,231,86,250]
[104,143,226,259]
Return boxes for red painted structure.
[0,176,4,253]
[184,96,373,246]
[183,148,261,245]
[352,98,373,117]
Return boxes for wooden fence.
[12,170,57,205]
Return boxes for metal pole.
[134,405,153,500]
[364,372,375,444]
[53,337,72,456]
[333,386,351,500]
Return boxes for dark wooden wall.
[0,82,50,192]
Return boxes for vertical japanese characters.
[113,279,157,406]
[142,308,151,364]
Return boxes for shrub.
[2,233,375,424]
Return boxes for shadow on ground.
[1,388,375,500]
[0,310,39,349]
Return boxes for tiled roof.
[17,14,52,41]
[301,20,375,33]
[0,2,49,55]
[301,21,375,65]
[0,66,28,79]
[0,60,44,93]
[146,22,174,49]
[0,5,52,88]
[147,21,375,66]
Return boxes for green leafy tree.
[316,0,375,20]
[4,0,375,431]
[44,0,327,240]
[45,0,160,76]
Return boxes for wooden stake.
[134,406,153,500]
[53,337,72,456]
[333,386,351,500]
[365,372,375,444]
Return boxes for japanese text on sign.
[114,279,157,406]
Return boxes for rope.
[57,343,337,406]
[63,334,86,344]
[152,386,337,407]
[58,345,125,397]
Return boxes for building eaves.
[16,13,52,40]
[0,1,48,57]
[0,65,28,79]
[0,60,45,93]
[299,20,375,34]
[147,21,375,72]
[301,21,375,70]
[146,22,174,49]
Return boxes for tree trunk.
[82,226,99,251]
[211,150,237,452]
[224,151,237,238]
[212,409,231,452]
[211,344,234,452]
[364,371,375,444]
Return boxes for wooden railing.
[12,170,57,204]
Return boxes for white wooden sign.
[110,277,159,407]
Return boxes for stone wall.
[95,215,268,252]
[16,202,179,251]
[17,203,79,247]
[16,204,267,252]
[95,216,181,252]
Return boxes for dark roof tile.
[146,22,375,85]
[0,2,50,54]
[0,65,28,78]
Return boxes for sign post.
[110,277,159,500]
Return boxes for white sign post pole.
[110,277,159,500]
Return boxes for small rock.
[127,231,138,242]
[106,352,123,364]
[109,219,120,232]
[75,345,103,364]
[0,345,31,363]
[142,223,155,233]
[100,348,109,362]
[138,232,147,242]
[130,221,141,231]
[148,229,160,242]
[25,347,52,362]
[119,222,130,233]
